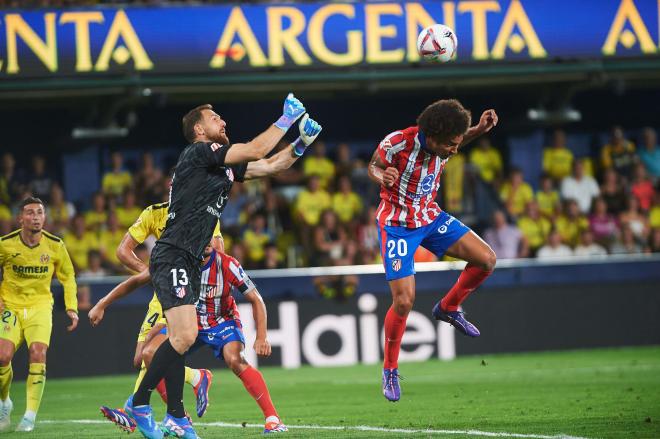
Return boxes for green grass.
[1,346,659,438]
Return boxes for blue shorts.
[377,211,470,281]
[161,319,245,359]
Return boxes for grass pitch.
[1,346,658,438]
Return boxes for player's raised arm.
[88,269,151,327]
[244,288,271,357]
[225,93,307,165]
[459,109,498,148]
[243,114,322,180]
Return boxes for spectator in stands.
[537,229,574,259]
[517,200,552,256]
[262,190,287,237]
[484,209,528,259]
[332,175,363,230]
[649,227,660,253]
[221,183,250,236]
[630,163,655,212]
[335,142,355,178]
[77,248,110,311]
[536,174,560,219]
[589,197,619,249]
[560,158,600,214]
[469,136,503,184]
[260,242,285,269]
[543,129,574,182]
[639,127,660,180]
[555,199,589,247]
[500,167,534,218]
[63,214,99,272]
[28,155,55,202]
[574,230,607,257]
[46,184,75,235]
[650,193,660,229]
[99,212,125,272]
[134,152,164,205]
[115,189,143,229]
[600,169,627,215]
[0,202,11,236]
[0,152,21,205]
[294,175,331,229]
[601,126,637,181]
[619,197,650,245]
[84,191,107,232]
[242,213,272,268]
[303,141,335,189]
[356,206,380,265]
[610,224,647,254]
[102,151,132,199]
[313,209,358,300]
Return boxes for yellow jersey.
[102,171,133,197]
[332,192,363,223]
[295,189,331,226]
[303,157,335,189]
[536,190,560,218]
[62,230,100,271]
[469,147,503,183]
[0,229,77,312]
[542,147,574,180]
[517,216,552,251]
[500,182,534,217]
[128,201,221,247]
[649,206,660,229]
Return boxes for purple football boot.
[382,368,401,402]
[432,302,481,337]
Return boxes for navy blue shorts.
[377,211,470,281]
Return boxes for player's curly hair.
[182,104,213,143]
[417,99,471,143]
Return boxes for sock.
[238,366,278,419]
[185,367,201,387]
[0,364,12,401]
[155,379,168,404]
[133,364,147,393]
[23,410,36,422]
[383,306,407,369]
[133,340,181,407]
[163,354,185,418]
[441,264,492,312]
[26,363,46,414]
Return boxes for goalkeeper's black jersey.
[158,141,246,260]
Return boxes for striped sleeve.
[378,131,406,166]
[223,255,255,295]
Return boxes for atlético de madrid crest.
[392,258,402,272]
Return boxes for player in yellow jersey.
[0,197,78,432]
[113,201,216,417]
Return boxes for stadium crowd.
[1,126,659,280]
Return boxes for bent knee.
[482,249,497,271]
[0,353,13,366]
[170,330,197,352]
[28,346,47,363]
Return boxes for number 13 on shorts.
[170,268,189,298]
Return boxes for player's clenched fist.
[254,338,272,357]
[383,167,399,188]
[88,305,104,327]
[274,93,306,131]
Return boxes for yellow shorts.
[136,293,167,343]
[0,304,53,348]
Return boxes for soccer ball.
[416,24,457,63]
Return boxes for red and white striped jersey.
[376,126,448,228]
[196,250,256,330]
